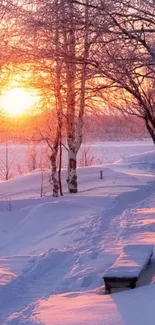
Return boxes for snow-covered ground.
[0,142,155,324]
[0,139,154,179]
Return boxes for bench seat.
[103,244,154,294]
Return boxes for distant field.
[0,140,154,180]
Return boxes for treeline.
[0,113,148,143]
[84,115,148,141]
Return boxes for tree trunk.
[68,148,77,193]
[147,127,155,145]
[5,138,9,180]
[76,0,89,154]
[54,0,63,196]
[145,118,155,145]
[50,134,59,197]
[62,1,76,193]
[58,137,63,196]
[62,0,90,193]
[51,157,59,197]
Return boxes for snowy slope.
[114,150,155,173]
[6,284,155,325]
[0,164,153,202]
[0,147,155,324]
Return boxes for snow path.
[99,179,155,251]
[0,251,77,323]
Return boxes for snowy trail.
[98,178,155,251]
[0,251,77,324]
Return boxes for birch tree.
[21,0,98,194]
[61,0,94,193]
[9,0,64,196]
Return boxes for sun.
[0,88,38,117]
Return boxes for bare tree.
[60,0,95,193]
[19,0,98,194]
[90,0,155,144]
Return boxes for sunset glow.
[0,88,38,117]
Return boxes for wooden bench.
[103,244,154,294]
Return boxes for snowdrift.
[5,284,155,325]
[119,150,155,172]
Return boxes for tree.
[90,0,155,143]
[19,0,99,194]
[60,0,96,192]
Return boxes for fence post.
[100,170,103,179]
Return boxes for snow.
[0,140,154,179]
[0,142,155,324]
[103,244,154,278]
[112,150,155,174]
[5,285,155,325]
